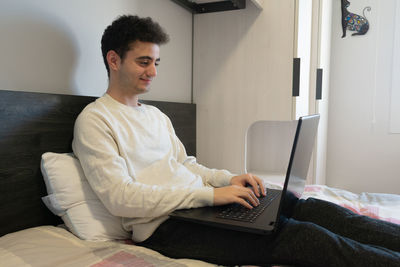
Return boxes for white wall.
[0,0,192,102]
[193,1,295,174]
[327,0,400,194]
[390,2,400,133]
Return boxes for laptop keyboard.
[216,189,281,223]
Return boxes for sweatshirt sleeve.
[72,110,213,219]
[163,114,235,188]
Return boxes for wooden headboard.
[0,90,196,236]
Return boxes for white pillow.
[40,152,130,241]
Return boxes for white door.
[293,0,332,185]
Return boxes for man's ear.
[106,50,120,72]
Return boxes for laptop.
[170,114,320,235]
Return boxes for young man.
[73,15,400,266]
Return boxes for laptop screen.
[285,115,320,198]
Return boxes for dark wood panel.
[0,90,196,236]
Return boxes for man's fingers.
[253,175,266,196]
[214,184,265,209]
[246,173,265,197]
[247,189,260,206]
[238,187,259,208]
[248,176,261,197]
[236,198,253,209]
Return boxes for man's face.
[117,41,160,95]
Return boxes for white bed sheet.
[302,184,400,224]
[0,226,216,267]
[264,182,400,224]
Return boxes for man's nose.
[147,64,157,77]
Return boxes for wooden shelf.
[171,0,246,14]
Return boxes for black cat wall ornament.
[341,0,371,38]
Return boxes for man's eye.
[138,61,150,66]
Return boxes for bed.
[1,89,399,267]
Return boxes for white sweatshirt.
[72,94,234,242]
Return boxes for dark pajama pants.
[138,198,400,267]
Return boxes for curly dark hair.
[101,15,169,77]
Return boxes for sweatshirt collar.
[103,93,145,112]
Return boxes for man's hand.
[213,173,266,209]
[230,173,266,197]
[213,185,259,209]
